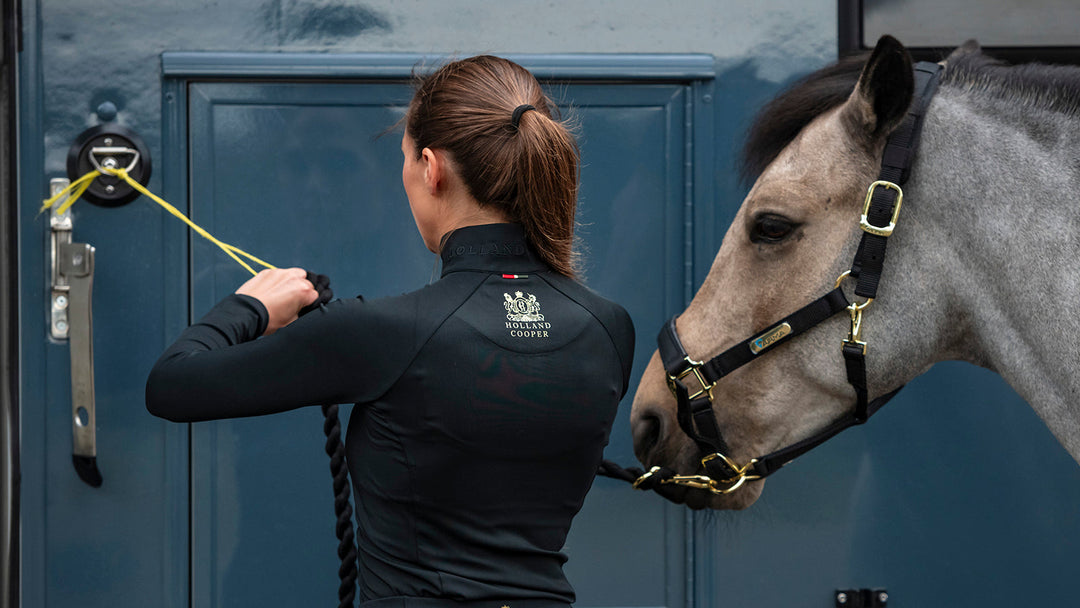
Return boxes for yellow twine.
[41,168,275,276]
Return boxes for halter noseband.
[635,62,943,496]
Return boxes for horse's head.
[631,36,923,509]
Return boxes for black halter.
[621,62,943,497]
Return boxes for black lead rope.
[597,460,684,500]
[599,62,943,500]
[295,273,360,608]
[322,403,359,608]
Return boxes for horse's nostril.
[632,412,662,461]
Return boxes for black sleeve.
[145,294,416,422]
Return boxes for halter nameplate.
[749,322,792,354]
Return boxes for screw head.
[105,184,116,194]
[55,320,68,332]
[96,102,118,121]
[879,592,889,603]
[836,592,847,604]
[103,136,114,146]
[54,295,68,309]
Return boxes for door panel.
[186,78,698,607]
[188,82,424,607]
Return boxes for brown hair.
[405,55,581,277]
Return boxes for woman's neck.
[431,196,511,252]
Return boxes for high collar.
[438,223,547,277]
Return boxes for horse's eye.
[750,214,796,243]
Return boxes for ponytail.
[511,109,580,277]
[406,55,581,277]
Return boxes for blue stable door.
[171,54,717,608]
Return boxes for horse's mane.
[940,52,1080,119]
[740,47,1080,185]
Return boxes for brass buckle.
[859,180,903,237]
[642,453,761,495]
[666,356,714,402]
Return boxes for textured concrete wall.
[36,0,836,176]
[864,0,1080,47]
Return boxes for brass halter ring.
[633,452,761,495]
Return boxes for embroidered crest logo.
[504,291,545,322]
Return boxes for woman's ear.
[421,147,442,195]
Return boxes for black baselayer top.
[146,223,635,607]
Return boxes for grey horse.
[630,36,1080,509]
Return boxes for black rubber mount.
[72,455,103,488]
[66,124,152,207]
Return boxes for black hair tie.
[511,104,535,131]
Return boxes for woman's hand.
[235,268,319,335]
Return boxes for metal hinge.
[836,588,888,607]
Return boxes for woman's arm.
[146,269,360,422]
[146,270,483,423]
[234,267,319,335]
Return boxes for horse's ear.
[946,39,981,63]
[840,35,914,144]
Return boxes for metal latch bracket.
[49,177,103,487]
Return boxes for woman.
[146,55,635,607]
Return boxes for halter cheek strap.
[620,62,944,497]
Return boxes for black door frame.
[1,0,22,607]
[838,0,1080,64]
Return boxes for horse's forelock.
[739,52,871,187]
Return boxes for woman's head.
[404,55,580,277]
